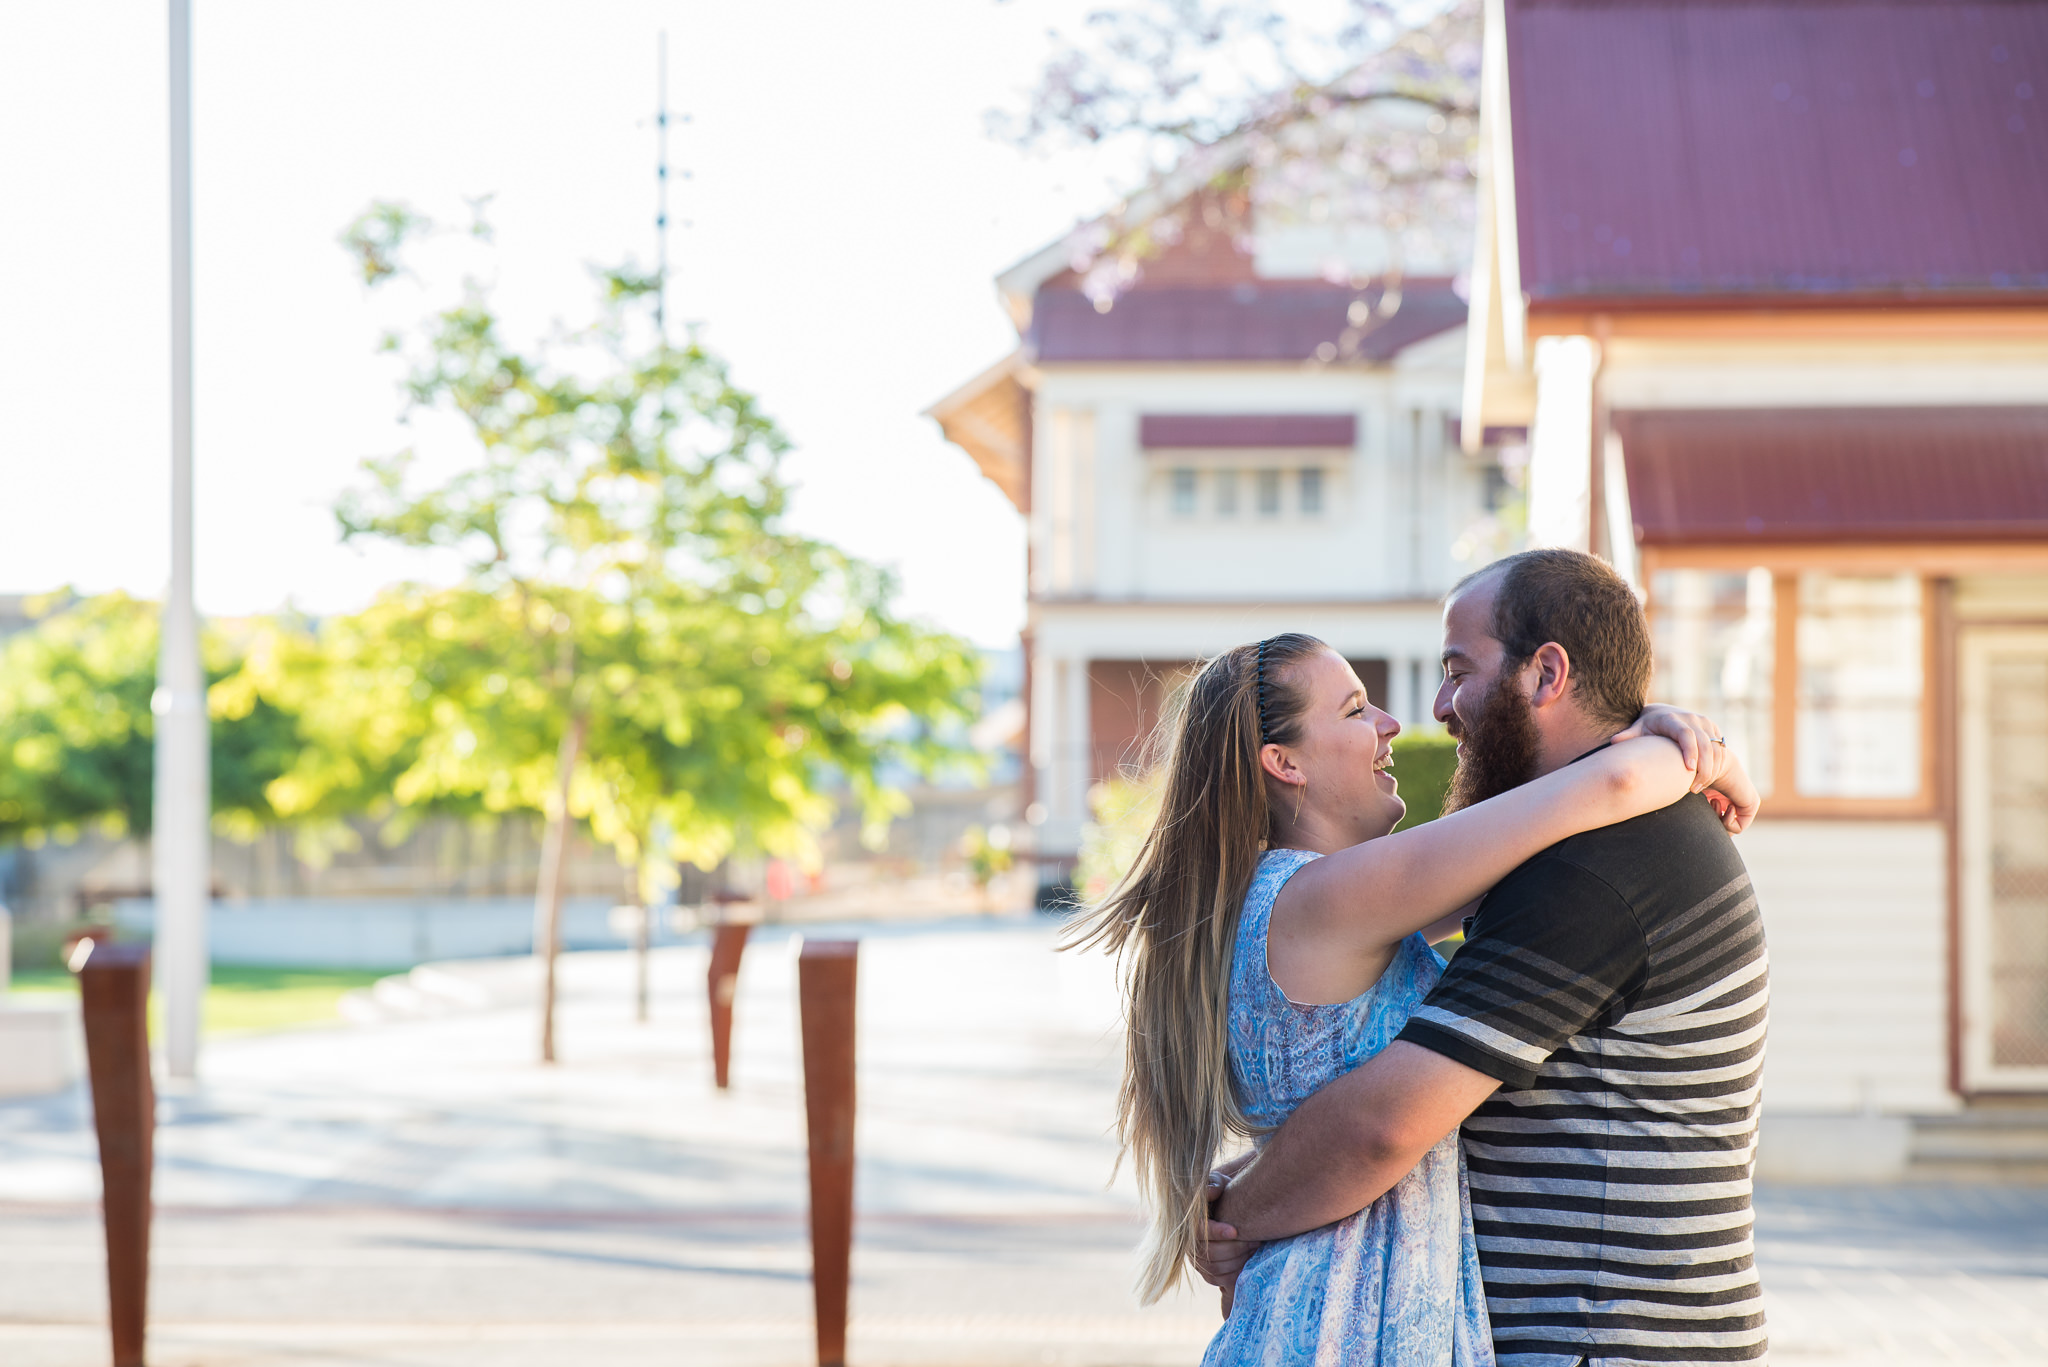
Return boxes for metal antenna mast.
[655,30,669,343]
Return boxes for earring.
[1293,780,1306,826]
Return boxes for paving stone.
[1,917,2042,1365]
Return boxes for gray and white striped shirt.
[1397,793,1770,1367]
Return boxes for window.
[1650,566,1927,808]
[1651,569,1776,796]
[1795,573,1922,799]
[1299,467,1324,514]
[1255,468,1282,516]
[1170,467,1197,516]
[1215,469,1239,516]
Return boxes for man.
[1204,548,1770,1367]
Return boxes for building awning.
[1140,413,1357,449]
[1616,407,2048,544]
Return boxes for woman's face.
[1277,649,1406,840]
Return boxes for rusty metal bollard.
[70,939,154,1367]
[798,939,857,1367]
[707,922,751,1089]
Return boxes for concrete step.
[1908,1103,2048,1181]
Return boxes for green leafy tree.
[0,592,301,847]
[256,204,977,1059]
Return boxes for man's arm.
[1212,1041,1500,1242]
[1202,857,1645,1292]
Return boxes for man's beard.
[1443,667,1544,814]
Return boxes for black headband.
[1255,637,1273,745]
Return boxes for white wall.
[1023,343,1484,862]
[1737,820,1955,1117]
[1028,345,1484,608]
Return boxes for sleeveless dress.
[1202,847,1495,1367]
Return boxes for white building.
[1465,0,2048,1178]
[933,180,1512,895]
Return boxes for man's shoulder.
[1537,794,1751,913]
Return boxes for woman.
[1065,633,1754,1365]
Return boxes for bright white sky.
[0,1,1132,647]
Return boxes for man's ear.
[1526,642,1572,711]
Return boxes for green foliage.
[961,825,1014,889]
[244,205,981,875]
[10,965,391,1038]
[1075,775,1163,903]
[9,916,96,972]
[1390,730,1458,830]
[0,593,302,843]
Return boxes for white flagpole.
[156,0,210,1079]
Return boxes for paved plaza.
[1,917,2046,1365]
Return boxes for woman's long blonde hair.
[1063,633,1325,1303]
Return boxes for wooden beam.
[1933,578,1962,1096]
[1642,542,2048,579]
[1529,306,2048,342]
[1772,572,1799,808]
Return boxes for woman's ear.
[1259,742,1306,787]
[1527,642,1573,711]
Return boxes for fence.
[111,897,690,969]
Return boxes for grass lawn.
[9,964,392,1036]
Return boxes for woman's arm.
[1620,704,1760,833]
[1280,735,1698,958]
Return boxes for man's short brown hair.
[1453,548,1651,729]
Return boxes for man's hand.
[1195,1158,1259,1319]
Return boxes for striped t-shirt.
[1396,792,1770,1367]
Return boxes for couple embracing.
[1071,549,1771,1367]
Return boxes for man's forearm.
[1213,1070,1413,1242]
[1211,1041,1502,1244]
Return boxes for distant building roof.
[1506,0,2048,307]
[1032,281,1467,364]
[1616,407,2048,544]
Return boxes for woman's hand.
[1198,1156,1258,1319]
[1614,705,1760,834]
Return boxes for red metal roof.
[1506,0,2048,305]
[1031,282,1467,363]
[1139,414,1359,448]
[1616,407,2048,543]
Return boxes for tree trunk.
[533,715,587,1064]
[630,861,650,1024]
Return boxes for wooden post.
[707,923,751,1089]
[798,939,857,1367]
[71,939,154,1367]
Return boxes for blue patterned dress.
[1203,847,1495,1367]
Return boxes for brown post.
[71,940,154,1367]
[798,939,857,1367]
[707,922,751,1089]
